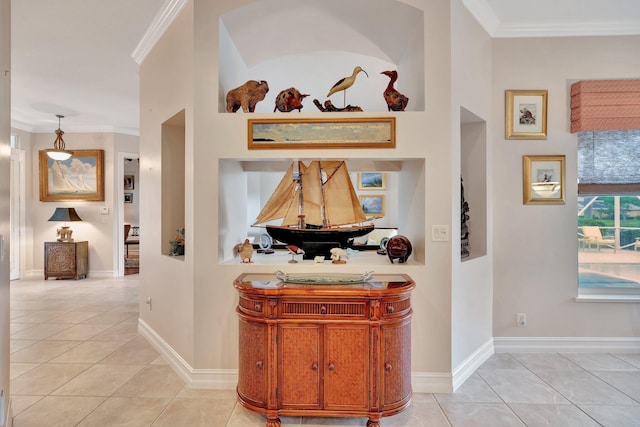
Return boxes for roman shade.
[571,79,640,133]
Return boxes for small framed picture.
[357,172,386,190]
[359,195,385,216]
[124,175,135,190]
[522,155,565,205]
[124,193,133,203]
[505,90,548,140]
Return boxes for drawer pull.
[256,361,264,369]
[320,305,327,314]
[254,303,262,311]
[387,305,395,314]
[385,363,393,372]
[328,363,335,371]
[311,363,318,371]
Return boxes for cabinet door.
[381,320,411,409]
[45,243,75,274]
[238,317,267,406]
[278,324,322,409]
[324,324,368,411]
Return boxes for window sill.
[575,294,640,303]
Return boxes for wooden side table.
[44,241,88,280]
[234,273,414,427]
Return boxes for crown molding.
[493,21,640,38]
[13,122,140,136]
[132,0,189,65]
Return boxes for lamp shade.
[48,207,83,222]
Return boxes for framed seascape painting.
[522,155,565,205]
[359,195,385,216]
[248,117,395,150]
[505,90,548,140]
[39,149,105,202]
[357,172,386,190]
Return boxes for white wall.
[0,0,11,422]
[492,36,640,341]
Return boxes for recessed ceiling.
[10,0,640,135]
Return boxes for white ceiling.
[10,0,640,136]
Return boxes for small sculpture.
[287,245,305,263]
[226,80,269,113]
[233,239,254,263]
[273,87,309,112]
[56,226,73,242]
[312,99,363,112]
[386,235,412,263]
[381,70,409,111]
[327,66,368,106]
[330,247,349,264]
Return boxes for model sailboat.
[252,160,378,258]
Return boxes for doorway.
[118,152,140,276]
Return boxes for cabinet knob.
[328,363,335,371]
[320,305,327,314]
[387,305,395,314]
[385,362,393,372]
[311,363,318,371]
[254,303,262,311]
[256,361,263,369]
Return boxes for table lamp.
[48,207,82,242]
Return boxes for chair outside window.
[581,226,616,253]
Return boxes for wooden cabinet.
[234,273,414,427]
[44,241,88,280]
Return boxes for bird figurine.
[330,247,349,264]
[287,245,305,263]
[233,239,254,263]
[381,70,409,111]
[327,66,369,106]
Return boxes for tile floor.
[8,276,640,426]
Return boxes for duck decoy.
[327,66,368,106]
[381,70,409,111]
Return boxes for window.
[10,134,18,148]
[577,130,640,298]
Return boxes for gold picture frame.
[39,149,105,202]
[359,194,385,216]
[357,172,386,190]
[523,155,565,205]
[248,117,395,150]
[505,90,548,140]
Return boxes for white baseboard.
[2,397,12,427]
[494,337,640,353]
[451,339,494,391]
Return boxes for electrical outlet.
[517,313,526,327]
[146,297,152,311]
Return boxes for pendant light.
[45,114,73,161]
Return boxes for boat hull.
[266,224,374,259]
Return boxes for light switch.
[100,207,110,215]
[431,225,449,242]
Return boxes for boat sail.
[253,160,377,257]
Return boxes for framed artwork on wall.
[522,155,565,205]
[358,172,386,190]
[359,195,385,216]
[124,193,133,203]
[505,90,548,140]
[124,175,135,190]
[39,149,105,202]
[248,117,395,149]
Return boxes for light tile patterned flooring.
[8,276,640,426]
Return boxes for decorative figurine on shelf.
[312,99,363,112]
[273,87,309,112]
[169,228,185,256]
[386,235,412,263]
[326,66,368,107]
[56,226,73,242]
[461,177,470,259]
[225,80,269,113]
[330,247,348,264]
[381,70,409,111]
[287,245,305,263]
[233,238,254,263]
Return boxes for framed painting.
[248,117,395,149]
[359,195,385,216]
[124,193,133,203]
[39,149,105,202]
[523,155,565,205]
[124,175,135,190]
[358,172,386,190]
[505,90,548,139]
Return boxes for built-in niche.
[218,158,425,266]
[460,107,487,260]
[161,110,186,257]
[218,0,425,113]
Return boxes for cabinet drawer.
[238,296,266,317]
[280,300,367,319]
[381,297,411,318]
